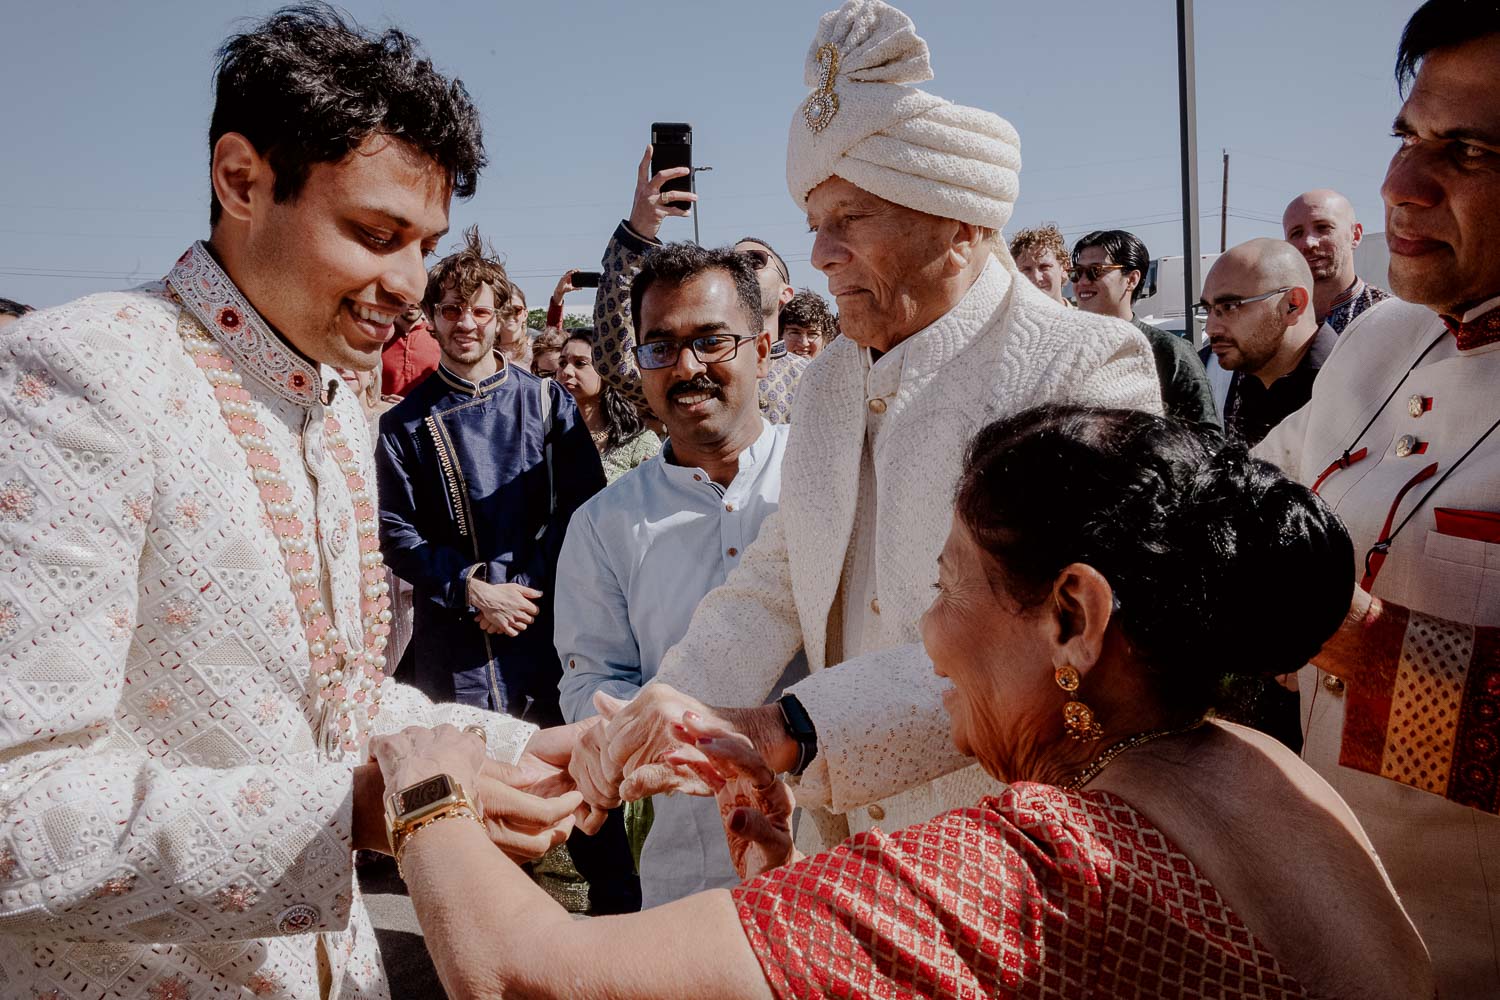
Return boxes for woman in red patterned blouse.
[372,405,1432,999]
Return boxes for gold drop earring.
[1055,665,1103,741]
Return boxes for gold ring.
[462,724,487,745]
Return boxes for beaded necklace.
[181,322,392,756]
[1061,720,1205,792]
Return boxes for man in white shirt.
[555,243,793,906]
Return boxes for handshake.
[368,685,797,879]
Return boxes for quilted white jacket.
[654,258,1163,844]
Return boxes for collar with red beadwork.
[166,242,324,406]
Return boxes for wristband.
[777,694,818,778]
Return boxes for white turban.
[786,0,1022,232]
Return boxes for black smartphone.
[650,122,693,200]
[571,271,601,289]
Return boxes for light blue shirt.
[555,418,793,906]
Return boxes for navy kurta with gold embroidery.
[376,358,604,724]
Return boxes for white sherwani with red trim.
[651,257,1163,846]
[1255,293,1500,998]
[0,244,534,1000]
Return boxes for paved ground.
[358,857,445,997]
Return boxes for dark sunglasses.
[1067,263,1125,283]
[739,247,791,285]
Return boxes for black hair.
[208,3,485,226]
[630,242,764,337]
[1072,230,1151,303]
[0,297,34,319]
[1397,0,1500,93]
[562,330,646,450]
[954,405,1354,722]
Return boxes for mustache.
[667,376,722,400]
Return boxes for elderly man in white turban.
[569,0,1163,850]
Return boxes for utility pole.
[1177,0,1202,347]
[1220,149,1229,253]
[690,166,713,247]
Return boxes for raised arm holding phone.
[591,144,808,424]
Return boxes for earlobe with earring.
[1055,665,1103,741]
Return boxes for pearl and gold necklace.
[182,323,392,756]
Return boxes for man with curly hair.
[779,288,838,359]
[0,8,589,998]
[1009,222,1073,306]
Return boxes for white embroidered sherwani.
[1255,293,1500,998]
[653,258,1163,844]
[0,244,534,1000]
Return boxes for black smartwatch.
[777,694,818,777]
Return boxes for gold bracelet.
[393,806,485,882]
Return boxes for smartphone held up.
[650,123,693,202]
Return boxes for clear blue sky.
[0,0,1415,313]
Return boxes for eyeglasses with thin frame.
[632,333,758,371]
[437,302,496,324]
[1066,263,1125,283]
[1191,286,1292,322]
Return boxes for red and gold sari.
[734,783,1305,998]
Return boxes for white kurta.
[0,244,533,1000]
[653,257,1163,844]
[1255,293,1500,998]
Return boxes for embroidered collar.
[436,352,511,396]
[1327,275,1365,313]
[166,242,323,406]
[1441,293,1500,353]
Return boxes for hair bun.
[1178,444,1354,681]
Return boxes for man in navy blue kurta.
[376,231,604,726]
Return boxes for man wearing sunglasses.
[591,147,810,424]
[1072,229,1220,433]
[555,242,795,906]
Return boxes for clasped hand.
[468,577,543,637]
[567,686,798,878]
[365,720,603,862]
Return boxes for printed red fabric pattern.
[733,783,1306,998]
[1340,607,1500,814]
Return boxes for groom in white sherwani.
[0,9,587,998]
[578,0,1164,849]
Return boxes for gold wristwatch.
[384,773,483,875]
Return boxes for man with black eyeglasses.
[592,147,809,424]
[1202,238,1328,448]
[554,242,796,906]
